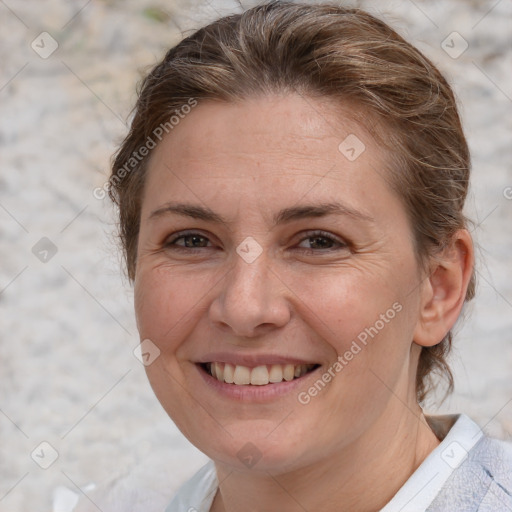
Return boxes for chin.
[187,420,315,474]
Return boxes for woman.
[105,2,512,511]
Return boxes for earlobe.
[414,230,474,348]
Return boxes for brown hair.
[109,1,475,403]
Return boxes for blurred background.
[1,0,511,510]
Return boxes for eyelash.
[164,230,348,255]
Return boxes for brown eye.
[165,231,213,249]
[296,230,347,252]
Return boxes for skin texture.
[133,94,474,511]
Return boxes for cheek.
[134,264,207,347]
[291,266,405,342]
[292,263,418,388]
[133,266,211,431]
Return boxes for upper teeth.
[207,362,316,385]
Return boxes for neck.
[211,403,440,512]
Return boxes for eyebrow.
[148,201,374,225]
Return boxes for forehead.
[142,94,395,218]
[163,95,381,154]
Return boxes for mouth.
[199,362,320,386]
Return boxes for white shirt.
[165,414,512,512]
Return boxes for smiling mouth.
[200,362,320,386]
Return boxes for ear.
[413,229,474,347]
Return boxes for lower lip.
[196,364,321,402]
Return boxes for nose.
[208,250,291,339]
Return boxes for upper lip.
[195,352,319,367]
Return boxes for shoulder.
[382,414,512,512]
[164,460,218,512]
[428,416,512,511]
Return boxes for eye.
[163,230,349,255]
[164,231,214,250]
[295,230,348,253]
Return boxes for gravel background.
[1,0,511,510]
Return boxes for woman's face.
[134,94,426,473]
